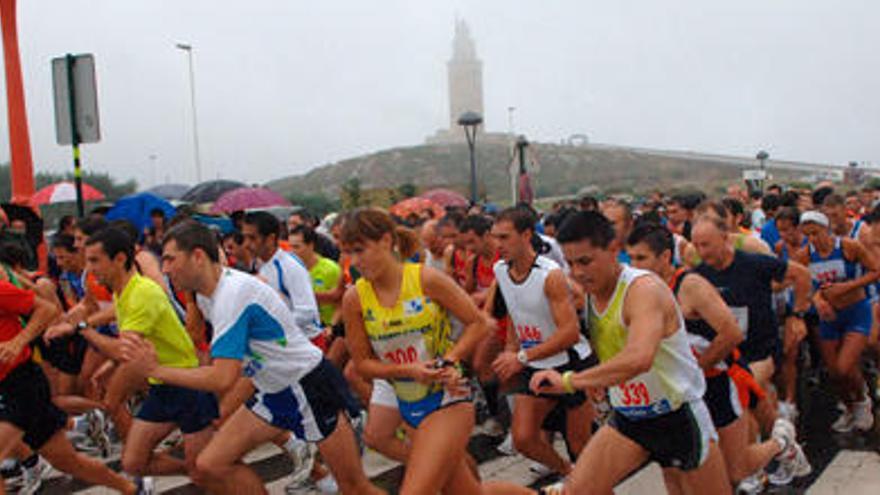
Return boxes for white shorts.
[370,379,399,409]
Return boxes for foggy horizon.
[0,0,878,189]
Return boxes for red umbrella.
[32,181,105,205]
[389,197,445,219]
[209,187,291,214]
[420,188,468,208]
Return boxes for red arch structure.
[1,0,35,205]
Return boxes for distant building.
[427,19,508,145]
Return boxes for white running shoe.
[17,457,49,495]
[135,476,155,495]
[737,472,764,494]
[529,461,554,477]
[315,473,339,493]
[853,397,875,431]
[496,432,517,456]
[285,440,316,487]
[832,409,855,433]
[769,442,811,485]
[771,418,796,450]
[777,401,799,424]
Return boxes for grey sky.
[1,0,878,188]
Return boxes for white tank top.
[494,255,592,369]
[586,265,705,419]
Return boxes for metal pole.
[65,54,84,218]
[185,49,202,183]
[466,127,477,204]
[508,106,516,204]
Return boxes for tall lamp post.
[458,111,483,205]
[175,42,202,183]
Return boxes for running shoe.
[529,461,555,477]
[777,401,799,424]
[135,476,155,495]
[0,457,19,476]
[496,432,517,456]
[285,440,316,487]
[769,442,811,485]
[771,418,796,451]
[832,409,855,433]
[17,456,49,495]
[852,397,875,431]
[314,473,339,493]
[482,417,505,437]
[736,471,765,494]
[539,481,565,495]
[87,409,113,458]
[351,411,366,455]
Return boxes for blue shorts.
[397,385,473,428]
[246,359,360,442]
[136,384,218,434]
[819,299,873,340]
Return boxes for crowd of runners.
[1,181,880,494]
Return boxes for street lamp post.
[458,111,483,205]
[175,42,202,183]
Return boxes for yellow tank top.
[355,263,452,402]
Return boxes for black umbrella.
[180,180,246,204]
[145,183,190,200]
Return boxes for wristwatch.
[516,349,529,365]
[788,311,808,320]
[75,321,88,333]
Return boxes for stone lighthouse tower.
[447,19,484,130]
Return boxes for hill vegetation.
[268,142,801,205]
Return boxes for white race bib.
[609,372,674,419]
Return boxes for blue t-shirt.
[760,218,780,250]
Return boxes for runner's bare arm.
[568,277,667,390]
[782,260,812,312]
[422,265,491,363]
[147,357,241,394]
[680,273,743,371]
[342,286,441,383]
[135,250,169,293]
[519,269,580,362]
[0,294,59,364]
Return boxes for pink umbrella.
[209,187,291,214]
[32,181,105,205]
[389,197,445,219]
[420,188,468,208]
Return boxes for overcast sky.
[1,0,878,188]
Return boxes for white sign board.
[52,54,100,145]
[742,169,767,181]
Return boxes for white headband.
[800,210,829,228]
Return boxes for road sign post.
[52,53,100,217]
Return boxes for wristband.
[562,371,576,394]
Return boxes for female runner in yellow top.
[341,207,492,495]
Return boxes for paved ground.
[12,362,880,494]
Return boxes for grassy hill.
[267,142,801,204]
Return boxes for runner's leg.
[400,402,479,495]
[39,429,137,494]
[316,412,386,495]
[194,406,280,494]
[678,441,731,495]
[364,402,408,462]
[566,425,649,495]
[121,420,186,476]
[512,394,570,474]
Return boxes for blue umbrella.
[106,192,176,233]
